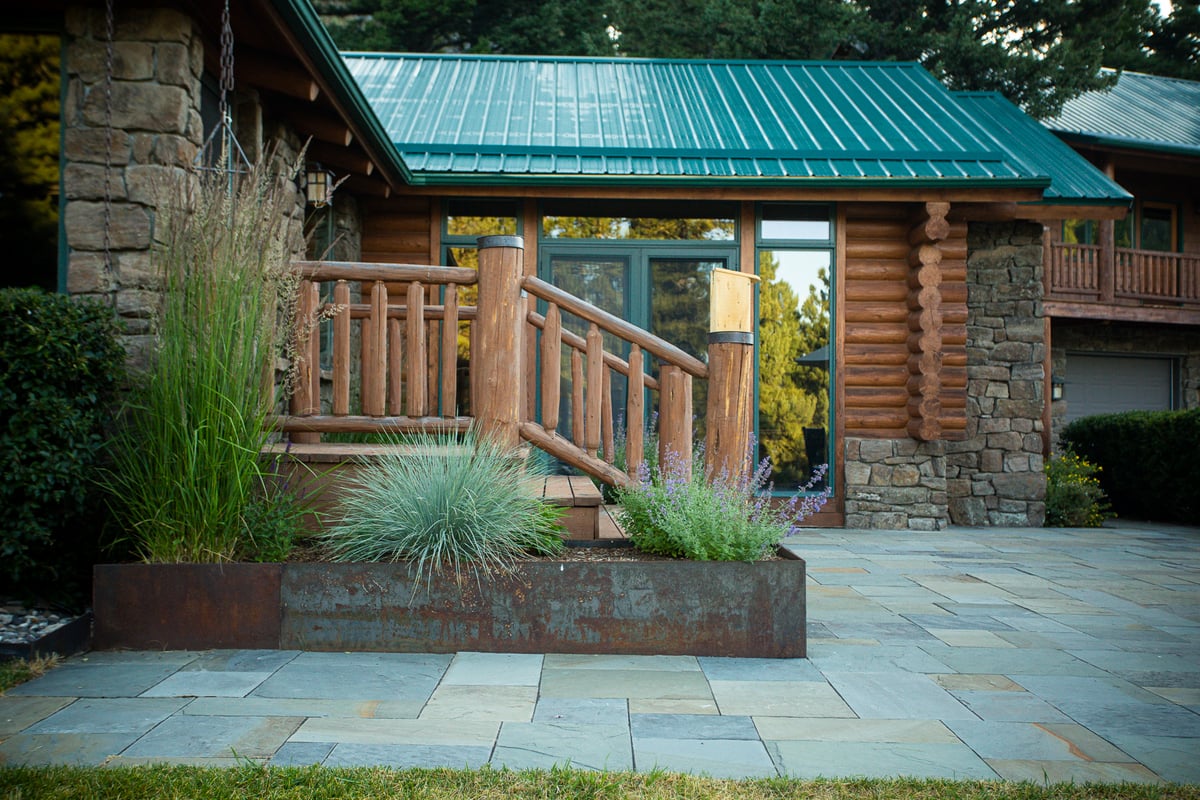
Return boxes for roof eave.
[1051,130,1200,160]
[270,0,414,186]
[404,173,1052,191]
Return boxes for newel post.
[474,235,525,448]
[705,268,760,483]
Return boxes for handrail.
[294,260,478,284]
[522,275,708,379]
[1047,242,1200,305]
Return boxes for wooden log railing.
[1048,242,1200,305]
[274,239,750,491]
[520,273,709,487]
[1047,242,1102,296]
[273,260,478,437]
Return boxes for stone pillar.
[947,222,1047,526]
[61,5,204,367]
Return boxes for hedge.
[0,288,125,604]
[1061,408,1200,525]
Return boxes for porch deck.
[264,441,621,540]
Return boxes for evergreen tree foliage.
[316,0,1198,118]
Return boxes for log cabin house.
[15,0,1146,531]
[1040,70,1200,442]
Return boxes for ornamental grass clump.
[1045,447,1114,527]
[617,445,830,561]
[320,429,564,588]
[103,151,307,563]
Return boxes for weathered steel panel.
[280,556,806,658]
[93,564,281,650]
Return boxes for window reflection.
[758,250,830,491]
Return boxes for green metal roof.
[342,53,1053,188]
[1044,70,1200,158]
[954,92,1131,205]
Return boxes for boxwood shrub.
[0,288,124,604]
[1061,408,1199,525]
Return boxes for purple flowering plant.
[615,439,831,561]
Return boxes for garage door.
[1065,354,1175,422]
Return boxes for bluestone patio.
[1,522,1197,783]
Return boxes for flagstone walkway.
[1,522,1197,783]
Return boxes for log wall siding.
[842,203,967,441]
[360,197,433,265]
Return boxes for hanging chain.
[218,0,234,151]
[102,0,115,299]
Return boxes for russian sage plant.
[616,444,830,561]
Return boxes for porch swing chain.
[218,0,233,145]
[102,0,115,305]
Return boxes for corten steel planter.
[93,551,806,657]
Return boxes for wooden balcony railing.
[1047,241,1200,305]
[272,238,750,488]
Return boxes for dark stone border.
[93,553,806,657]
[0,612,93,661]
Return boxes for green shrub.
[616,447,830,561]
[102,153,306,563]
[1062,408,1200,524]
[0,288,124,602]
[1044,448,1112,527]
[320,429,564,587]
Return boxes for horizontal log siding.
[842,205,967,440]
[361,197,432,265]
[844,205,912,438]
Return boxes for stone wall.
[1049,320,1200,445]
[946,221,1047,526]
[62,7,204,366]
[843,439,948,530]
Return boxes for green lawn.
[0,766,1196,800]
[0,654,58,695]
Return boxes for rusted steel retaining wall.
[93,556,806,658]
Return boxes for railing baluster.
[659,365,692,478]
[571,349,584,449]
[291,278,319,419]
[388,317,403,416]
[602,368,614,464]
[441,284,459,415]
[333,280,350,416]
[626,345,644,479]
[540,304,561,434]
[407,280,427,417]
[364,281,387,417]
[585,324,603,454]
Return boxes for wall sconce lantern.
[305,163,333,208]
[1051,375,1065,401]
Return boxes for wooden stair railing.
[520,274,708,488]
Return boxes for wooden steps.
[533,475,603,540]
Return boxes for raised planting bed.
[92,547,806,657]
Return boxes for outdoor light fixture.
[1051,375,1065,401]
[305,163,332,208]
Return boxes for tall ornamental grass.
[320,429,564,588]
[104,155,305,563]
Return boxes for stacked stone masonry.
[63,7,204,366]
[947,222,1047,527]
[843,438,949,530]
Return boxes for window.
[756,204,834,492]
[541,199,736,241]
[1139,203,1176,252]
[1062,219,1096,245]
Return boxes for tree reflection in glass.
[758,250,830,491]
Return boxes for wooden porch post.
[705,268,760,483]
[473,235,525,448]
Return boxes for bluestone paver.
[24,698,187,734]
